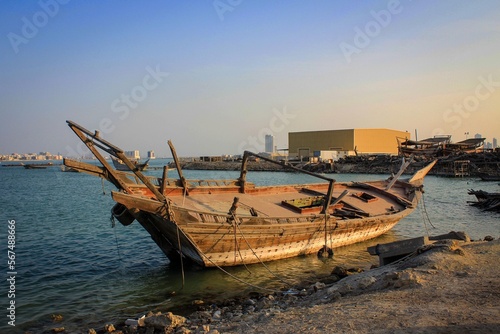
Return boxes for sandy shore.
[86,237,499,334]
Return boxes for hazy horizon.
[1,1,499,158]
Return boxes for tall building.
[147,150,156,159]
[265,135,275,153]
[493,138,497,148]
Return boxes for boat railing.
[117,172,244,188]
[174,206,318,225]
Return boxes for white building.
[125,150,140,160]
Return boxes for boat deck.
[168,181,406,218]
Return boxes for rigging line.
[324,212,328,250]
[110,215,123,262]
[174,217,282,294]
[420,204,430,237]
[421,193,436,229]
[165,201,185,290]
[181,184,187,208]
[101,178,106,195]
[176,224,185,290]
[232,213,293,287]
[232,217,252,274]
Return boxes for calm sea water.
[1,159,499,333]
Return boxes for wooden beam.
[168,140,189,196]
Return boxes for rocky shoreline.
[70,236,500,334]
[174,151,500,177]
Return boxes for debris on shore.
[468,189,500,212]
[174,151,500,177]
[86,235,499,334]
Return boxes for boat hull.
[112,191,418,268]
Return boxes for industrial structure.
[288,128,410,160]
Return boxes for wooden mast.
[168,140,189,196]
[66,120,166,203]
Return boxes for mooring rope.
[231,213,293,287]
[174,217,284,294]
[101,178,106,195]
[109,215,123,262]
[420,192,436,234]
[200,251,283,294]
[176,224,185,290]
[230,218,252,274]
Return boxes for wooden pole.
[160,165,168,195]
[168,140,189,196]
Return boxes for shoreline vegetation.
[45,236,499,334]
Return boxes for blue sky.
[1,0,499,157]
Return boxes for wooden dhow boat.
[64,121,436,268]
[111,156,149,171]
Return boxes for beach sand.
[89,238,500,334]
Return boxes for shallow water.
[1,160,498,332]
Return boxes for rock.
[331,265,348,278]
[51,328,65,333]
[137,315,146,327]
[327,274,343,283]
[390,270,423,288]
[143,312,186,331]
[244,305,255,314]
[484,235,495,241]
[312,282,326,292]
[212,310,222,319]
[176,327,192,334]
[429,231,471,242]
[358,276,377,290]
[88,330,97,334]
[243,298,256,306]
[104,324,115,332]
[327,282,354,296]
[189,310,212,323]
[325,288,342,301]
[256,296,274,309]
[125,318,139,327]
[347,267,364,274]
[51,314,63,322]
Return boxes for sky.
[1,0,499,158]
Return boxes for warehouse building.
[288,129,410,160]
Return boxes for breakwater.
[174,151,500,176]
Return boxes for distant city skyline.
[1,1,499,157]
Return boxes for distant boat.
[397,135,451,157]
[65,120,437,268]
[24,163,53,169]
[442,138,486,155]
[398,136,485,157]
[477,172,500,181]
[467,189,500,212]
[111,156,149,171]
